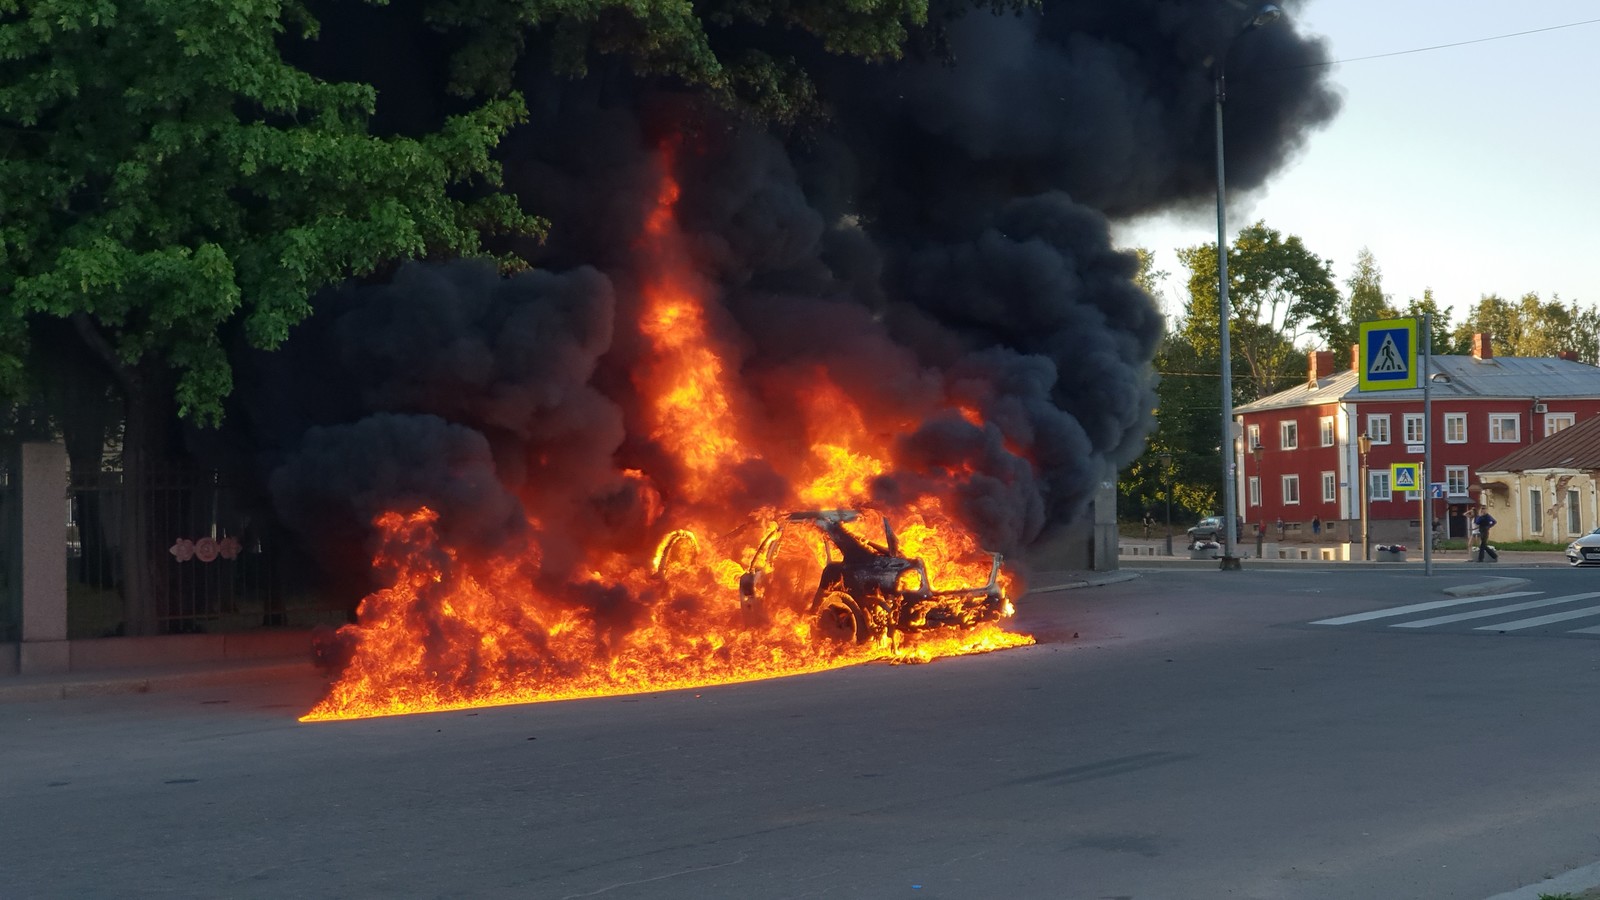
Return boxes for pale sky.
[1115,0,1600,328]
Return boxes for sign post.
[1360,318,1430,573]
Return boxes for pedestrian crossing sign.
[1358,318,1418,391]
[1390,462,1420,492]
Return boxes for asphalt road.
[5,566,1600,899]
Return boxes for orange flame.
[302,147,1034,722]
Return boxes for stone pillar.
[18,442,68,674]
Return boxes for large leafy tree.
[425,0,1035,122]
[1452,292,1599,360]
[1338,246,1396,348]
[1177,221,1337,400]
[1,0,541,632]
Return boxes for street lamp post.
[1213,3,1283,572]
[1158,452,1174,556]
[1358,433,1373,561]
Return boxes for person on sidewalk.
[1473,508,1498,562]
[1311,515,1321,538]
[1142,511,1155,539]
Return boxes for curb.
[1442,576,1533,598]
[1027,571,1140,595]
[0,660,319,705]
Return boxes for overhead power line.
[1296,17,1600,70]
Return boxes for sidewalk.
[0,657,322,705]
[1115,537,1570,568]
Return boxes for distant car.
[1566,527,1600,567]
[1186,515,1243,546]
[1186,516,1224,545]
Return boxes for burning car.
[738,510,1007,644]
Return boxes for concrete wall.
[14,443,68,675]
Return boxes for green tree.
[1402,288,1464,355]
[1177,221,1337,400]
[1,0,541,633]
[1339,246,1397,347]
[1451,292,1591,358]
[426,0,1036,123]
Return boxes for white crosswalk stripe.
[1309,591,1600,636]
[1394,592,1600,628]
[1309,592,1538,626]
[1475,605,1600,631]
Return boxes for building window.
[1546,413,1576,436]
[1248,476,1261,507]
[1444,413,1466,443]
[1321,471,1336,503]
[1367,414,1391,444]
[1320,416,1335,447]
[1369,470,1390,501]
[1489,414,1520,442]
[1282,474,1300,505]
[1403,413,1425,444]
[1569,489,1583,535]
[1445,466,1469,497]
[1529,488,1543,534]
[1279,420,1298,450]
[1248,423,1261,450]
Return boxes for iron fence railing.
[67,465,346,638]
[0,453,16,644]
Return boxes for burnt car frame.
[738,510,1006,643]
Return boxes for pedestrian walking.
[1275,517,1285,540]
[1311,515,1321,538]
[1142,511,1155,539]
[1473,508,1498,562]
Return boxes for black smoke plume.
[221,0,1337,603]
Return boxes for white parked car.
[1566,527,1600,567]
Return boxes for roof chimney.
[1308,350,1336,385]
[1472,333,1494,360]
[1350,343,1361,373]
[1558,349,1579,362]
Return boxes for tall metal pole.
[1422,313,1433,575]
[1214,69,1239,571]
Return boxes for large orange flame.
[302,148,1034,722]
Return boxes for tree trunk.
[72,315,174,635]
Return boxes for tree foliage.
[0,0,544,427]
[1177,220,1335,400]
[1453,292,1600,361]
[423,0,1036,124]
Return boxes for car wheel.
[814,592,869,643]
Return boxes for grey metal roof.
[1477,413,1600,473]
[1234,355,1600,414]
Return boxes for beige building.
[1475,414,1600,543]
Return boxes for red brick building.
[1232,336,1600,545]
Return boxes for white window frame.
[1444,413,1466,444]
[1279,420,1298,450]
[1321,471,1336,503]
[1367,414,1391,445]
[1568,489,1583,535]
[1445,465,1469,497]
[1489,413,1520,443]
[1282,474,1300,505]
[1369,470,1390,501]
[1248,423,1261,450]
[1529,487,1543,534]
[1546,412,1576,436]
[1248,476,1261,507]
[1403,413,1425,445]
[1319,416,1335,448]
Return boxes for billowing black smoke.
[225,0,1337,597]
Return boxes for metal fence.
[0,454,16,644]
[68,465,346,638]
